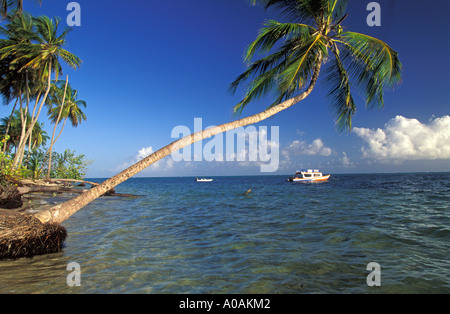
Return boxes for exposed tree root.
[0,209,67,260]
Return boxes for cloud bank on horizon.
[112,115,450,176]
[354,115,450,161]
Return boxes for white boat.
[288,169,330,182]
[195,178,213,182]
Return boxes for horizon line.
[85,170,450,180]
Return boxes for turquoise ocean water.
[0,173,449,293]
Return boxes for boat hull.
[291,175,330,182]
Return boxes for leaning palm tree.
[35,0,402,226]
[45,78,87,179]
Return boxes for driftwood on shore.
[42,179,139,197]
[46,178,100,187]
[0,179,139,210]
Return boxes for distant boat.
[287,169,330,182]
[195,178,213,182]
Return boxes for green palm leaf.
[326,0,349,24]
[244,20,316,63]
[324,46,356,131]
[47,80,87,127]
[253,0,328,25]
[276,34,325,94]
[336,31,402,108]
[231,16,326,114]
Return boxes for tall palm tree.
[49,82,87,128]
[0,14,81,169]
[35,0,402,224]
[0,12,37,155]
[45,78,87,179]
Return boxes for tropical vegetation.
[0,8,88,185]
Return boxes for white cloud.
[115,145,169,173]
[282,138,333,157]
[354,115,450,160]
[340,152,353,167]
[137,146,154,160]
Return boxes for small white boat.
[195,178,213,182]
[288,169,330,182]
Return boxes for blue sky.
[1,0,449,177]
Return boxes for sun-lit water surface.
[0,173,449,293]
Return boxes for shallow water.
[1,173,449,293]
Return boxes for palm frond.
[231,33,325,114]
[57,48,81,69]
[244,20,316,63]
[276,34,325,93]
[232,60,284,114]
[336,31,402,108]
[324,46,356,131]
[47,80,87,126]
[325,0,348,24]
[230,40,297,94]
[252,0,329,25]
[231,19,326,114]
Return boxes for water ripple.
[0,173,449,293]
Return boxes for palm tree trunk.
[11,77,26,166]
[12,72,33,168]
[35,62,322,225]
[12,94,27,168]
[46,76,69,180]
[1,98,19,154]
[23,131,32,166]
[13,62,52,170]
[38,117,67,177]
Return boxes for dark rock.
[0,186,23,209]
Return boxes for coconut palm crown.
[0,14,81,83]
[47,80,87,127]
[230,0,402,130]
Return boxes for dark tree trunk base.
[0,209,67,260]
[0,186,23,209]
